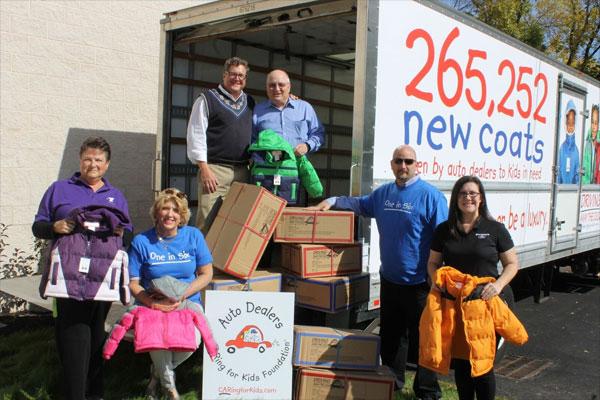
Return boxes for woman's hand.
[481,282,502,301]
[53,219,75,234]
[151,298,180,312]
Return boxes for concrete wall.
[0,0,206,262]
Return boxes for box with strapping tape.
[295,367,395,400]
[292,325,380,370]
[282,273,369,313]
[280,243,362,278]
[273,208,354,243]
[201,269,281,304]
[205,182,286,279]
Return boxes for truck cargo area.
[160,0,359,217]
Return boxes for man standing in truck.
[308,145,446,400]
[252,69,324,158]
[251,69,325,206]
[187,57,254,231]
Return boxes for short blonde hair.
[150,188,190,227]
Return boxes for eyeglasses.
[162,188,187,200]
[392,158,415,166]
[267,82,289,89]
[458,191,480,199]
[226,71,247,80]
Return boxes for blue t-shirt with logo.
[334,177,448,285]
[128,226,213,304]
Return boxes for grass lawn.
[0,316,509,400]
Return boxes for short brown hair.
[224,57,249,74]
[80,136,111,160]
[150,188,191,227]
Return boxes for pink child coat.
[103,306,218,360]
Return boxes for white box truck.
[154,0,600,316]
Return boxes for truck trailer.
[154,0,600,313]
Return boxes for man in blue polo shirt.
[309,145,447,400]
[252,69,324,158]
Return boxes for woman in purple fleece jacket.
[32,137,132,400]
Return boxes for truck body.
[155,0,600,311]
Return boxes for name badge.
[83,221,100,231]
[79,257,91,273]
[273,174,281,186]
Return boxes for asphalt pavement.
[494,274,600,400]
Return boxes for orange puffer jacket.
[419,266,528,377]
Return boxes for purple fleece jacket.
[40,205,131,304]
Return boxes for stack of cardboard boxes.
[203,182,286,300]
[275,208,369,313]
[292,325,395,399]
[202,183,392,398]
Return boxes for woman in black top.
[426,175,519,400]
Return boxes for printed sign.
[374,1,557,184]
[370,0,600,257]
[202,291,294,400]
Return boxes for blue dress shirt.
[252,98,324,152]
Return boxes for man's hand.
[53,219,75,234]
[294,143,309,157]
[305,199,332,211]
[199,162,218,194]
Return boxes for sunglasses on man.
[392,158,415,166]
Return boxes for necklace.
[156,229,177,251]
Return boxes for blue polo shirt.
[252,98,324,152]
[34,172,132,231]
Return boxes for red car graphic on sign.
[225,324,272,354]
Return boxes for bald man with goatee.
[310,145,447,400]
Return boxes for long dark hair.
[448,175,493,238]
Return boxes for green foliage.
[449,0,600,80]
[471,0,546,50]
[0,223,48,314]
[537,0,600,79]
[0,322,205,400]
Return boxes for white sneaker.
[164,387,180,400]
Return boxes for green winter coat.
[248,129,323,198]
[582,127,599,184]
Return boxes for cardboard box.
[293,325,381,370]
[201,269,282,304]
[295,367,395,400]
[280,243,362,278]
[205,182,286,279]
[283,273,369,313]
[273,209,354,243]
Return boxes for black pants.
[55,298,111,400]
[454,359,495,400]
[380,277,441,399]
